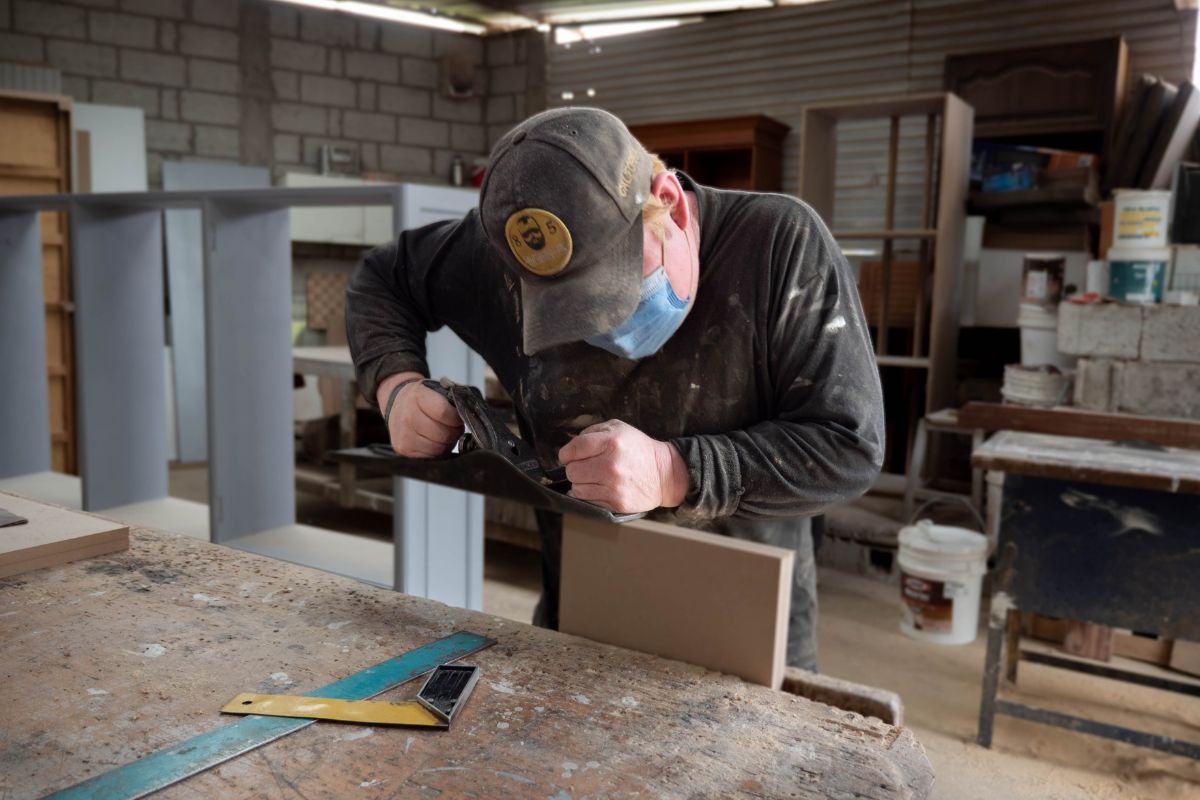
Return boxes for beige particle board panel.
[560,515,794,689]
[0,492,128,579]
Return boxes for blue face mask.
[585,264,691,360]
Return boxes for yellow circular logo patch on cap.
[504,208,573,277]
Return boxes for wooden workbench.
[1,523,933,798]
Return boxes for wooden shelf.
[876,355,931,369]
[628,115,790,192]
[833,229,937,240]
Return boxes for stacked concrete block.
[3,0,510,186]
[1061,303,1200,418]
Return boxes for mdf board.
[560,515,793,689]
[0,92,74,473]
[0,492,127,579]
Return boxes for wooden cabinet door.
[0,92,75,473]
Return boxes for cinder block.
[88,10,154,48]
[356,19,378,51]
[271,102,326,135]
[91,80,158,115]
[47,39,117,78]
[342,110,394,143]
[191,0,238,28]
[380,25,432,58]
[1072,358,1116,412]
[120,49,185,86]
[0,32,45,63]
[1140,305,1200,363]
[488,122,516,149]
[15,1,86,39]
[60,75,90,101]
[299,8,355,46]
[268,4,297,38]
[450,122,485,153]
[486,94,514,125]
[179,24,238,61]
[328,109,340,137]
[357,81,376,111]
[401,57,437,89]
[486,35,516,68]
[159,20,176,50]
[194,124,239,158]
[328,49,342,76]
[120,0,185,20]
[489,64,527,96]
[433,30,482,61]
[180,90,239,125]
[1056,302,1142,358]
[1115,361,1200,420]
[273,133,299,164]
[271,70,298,101]
[270,39,325,73]
[397,117,448,148]
[381,143,431,175]
[145,119,190,152]
[189,58,240,94]
[360,141,379,171]
[433,95,482,124]
[160,89,178,120]
[300,74,356,108]
[379,84,431,117]
[344,51,398,83]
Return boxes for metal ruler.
[44,631,494,800]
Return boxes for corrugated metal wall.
[548,0,1197,232]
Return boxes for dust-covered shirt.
[346,175,885,533]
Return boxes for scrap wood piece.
[560,515,793,689]
[958,401,1200,449]
[0,492,127,579]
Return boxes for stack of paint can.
[1108,189,1171,304]
[1016,253,1073,370]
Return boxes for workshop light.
[554,17,700,44]
[271,0,487,35]
[544,0,771,25]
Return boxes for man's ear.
[649,171,689,232]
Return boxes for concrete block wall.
[1062,303,1200,419]
[0,0,543,187]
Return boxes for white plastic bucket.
[898,521,989,645]
[1017,302,1074,370]
[1114,189,1171,248]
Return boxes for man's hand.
[558,419,689,513]
[378,373,463,458]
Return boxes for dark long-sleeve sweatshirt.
[346,175,885,535]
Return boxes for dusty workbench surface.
[0,525,933,799]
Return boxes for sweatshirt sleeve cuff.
[670,433,744,519]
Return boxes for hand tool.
[44,631,494,800]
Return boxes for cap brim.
[519,211,644,355]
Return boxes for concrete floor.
[167,465,1199,798]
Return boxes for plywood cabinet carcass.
[0,92,75,473]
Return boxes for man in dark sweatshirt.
[346,107,884,670]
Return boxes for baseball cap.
[479,107,653,355]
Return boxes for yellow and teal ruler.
[44,631,494,800]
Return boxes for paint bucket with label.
[898,520,988,645]
[1114,189,1171,248]
[1108,246,1169,304]
[1022,253,1066,305]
